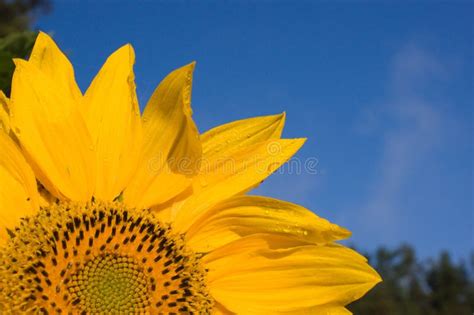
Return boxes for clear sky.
[36,1,473,260]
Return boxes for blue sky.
[36,1,473,260]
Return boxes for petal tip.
[36,31,51,41]
[294,137,307,147]
[112,43,135,63]
[336,224,352,239]
[124,43,135,55]
[273,111,285,120]
[183,61,196,73]
[12,58,26,68]
[276,112,286,136]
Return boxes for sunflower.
[0,32,380,314]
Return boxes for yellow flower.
[0,32,380,314]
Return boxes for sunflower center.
[69,254,149,312]
[0,201,213,314]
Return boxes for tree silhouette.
[349,245,473,315]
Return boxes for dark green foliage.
[0,0,50,37]
[0,0,50,96]
[349,245,474,315]
[0,31,37,95]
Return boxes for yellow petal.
[142,62,201,174]
[28,32,82,101]
[203,235,381,313]
[124,63,201,208]
[137,163,192,209]
[0,132,39,242]
[10,59,95,201]
[172,138,306,233]
[38,184,57,207]
[0,91,10,133]
[279,306,352,315]
[221,305,351,315]
[214,302,235,315]
[201,113,285,160]
[153,114,287,223]
[186,195,350,252]
[82,44,142,201]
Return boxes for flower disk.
[69,255,149,312]
[0,202,212,314]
